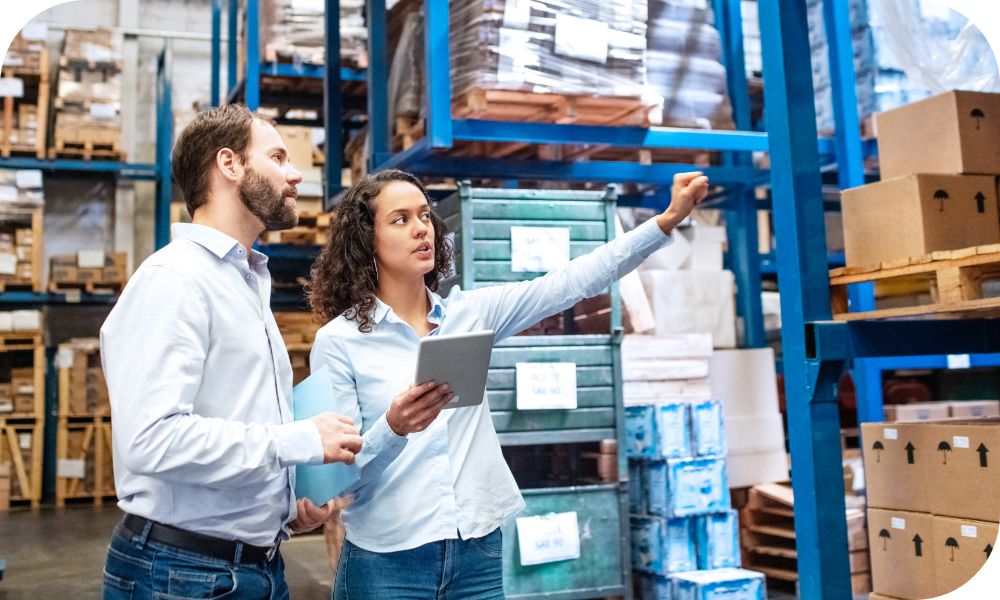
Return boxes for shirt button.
[246,274,252,280]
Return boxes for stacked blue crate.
[626,399,759,599]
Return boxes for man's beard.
[239,166,298,231]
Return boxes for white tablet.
[414,330,495,409]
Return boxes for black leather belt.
[121,514,278,564]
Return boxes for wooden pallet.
[264,43,369,70]
[0,332,42,351]
[830,244,1000,320]
[259,212,331,245]
[49,141,125,161]
[454,88,652,127]
[55,416,114,507]
[0,418,42,507]
[0,280,37,293]
[49,279,127,295]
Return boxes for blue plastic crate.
[636,573,673,600]
[647,460,669,516]
[672,568,766,600]
[657,402,692,459]
[696,511,741,570]
[690,400,725,457]
[630,516,697,576]
[629,460,647,514]
[666,457,730,517]
[626,404,659,459]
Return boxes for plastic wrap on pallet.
[631,515,697,575]
[690,399,725,457]
[671,568,766,600]
[261,0,367,66]
[448,0,648,98]
[696,510,741,570]
[388,11,424,124]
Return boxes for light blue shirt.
[101,224,325,547]
[311,218,670,552]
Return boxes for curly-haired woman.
[307,168,709,599]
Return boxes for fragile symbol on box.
[515,511,581,566]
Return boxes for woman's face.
[372,181,436,283]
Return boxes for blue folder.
[292,365,361,505]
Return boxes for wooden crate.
[55,416,115,507]
[0,207,44,293]
[829,243,1000,320]
[0,419,42,507]
[58,338,109,417]
[49,251,128,294]
[0,334,45,419]
[1,35,49,159]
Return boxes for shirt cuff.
[637,215,674,248]
[366,413,408,454]
[274,420,326,467]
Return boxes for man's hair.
[171,104,272,216]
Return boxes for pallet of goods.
[0,309,45,420]
[0,172,44,292]
[259,0,368,69]
[1,27,50,159]
[50,29,125,161]
[57,338,109,417]
[274,311,318,385]
[837,90,1000,320]
[49,251,128,294]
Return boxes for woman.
[307,169,709,599]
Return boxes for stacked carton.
[57,339,109,417]
[274,311,318,385]
[1,26,49,157]
[884,400,1000,423]
[49,251,128,293]
[862,419,1000,599]
[842,91,1000,268]
[261,0,368,68]
[623,334,766,599]
[52,29,124,159]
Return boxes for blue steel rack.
[213,0,367,206]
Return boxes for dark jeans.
[334,528,505,600]
[102,521,289,600]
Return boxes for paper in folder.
[292,365,361,505]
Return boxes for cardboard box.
[947,400,1000,419]
[931,515,998,596]
[868,508,937,600]
[876,91,1000,179]
[927,419,1000,522]
[862,422,932,513]
[841,174,1000,267]
[883,402,951,423]
[275,125,315,172]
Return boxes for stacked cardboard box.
[1,27,49,157]
[863,419,1000,599]
[261,0,368,68]
[274,311,318,385]
[57,339,109,416]
[842,91,1000,268]
[51,29,124,159]
[884,400,1000,423]
[49,251,128,292]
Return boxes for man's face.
[239,120,303,231]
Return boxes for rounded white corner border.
[1,2,78,68]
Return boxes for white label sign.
[516,512,581,566]
[961,525,978,538]
[19,433,30,449]
[0,78,25,99]
[57,459,85,479]
[89,103,117,121]
[884,428,898,440]
[891,518,907,530]
[954,436,970,449]
[516,362,577,410]
[511,226,570,273]
[78,250,105,268]
[554,13,609,64]
[15,169,42,190]
[947,354,971,369]
[0,253,17,276]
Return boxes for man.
[100,104,448,600]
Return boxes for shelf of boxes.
[0,308,45,509]
[49,251,128,295]
[55,338,115,507]
[1,31,50,159]
[274,311,319,386]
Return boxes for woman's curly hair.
[307,169,453,332]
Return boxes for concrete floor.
[0,506,334,600]
[0,507,804,600]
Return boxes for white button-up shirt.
[101,223,324,547]
[311,218,670,552]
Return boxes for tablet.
[414,330,495,409]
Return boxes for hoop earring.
[372,257,378,281]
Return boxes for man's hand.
[309,413,363,464]
[290,498,336,534]
[656,171,711,235]
[385,381,453,436]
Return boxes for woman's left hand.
[290,498,337,534]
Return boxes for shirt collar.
[372,288,446,326]
[171,223,268,266]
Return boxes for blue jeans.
[334,528,505,600]
[102,522,289,600]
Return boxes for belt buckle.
[265,542,280,562]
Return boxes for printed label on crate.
[15,169,42,189]
[0,253,17,276]
[953,436,970,449]
[19,433,30,449]
[0,77,25,98]
[57,459,85,479]
[515,511,581,566]
[884,428,898,440]
[961,525,978,538]
[510,226,570,273]
[77,250,105,269]
[947,354,971,369]
[515,362,577,410]
[553,13,609,64]
[891,517,906,530]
